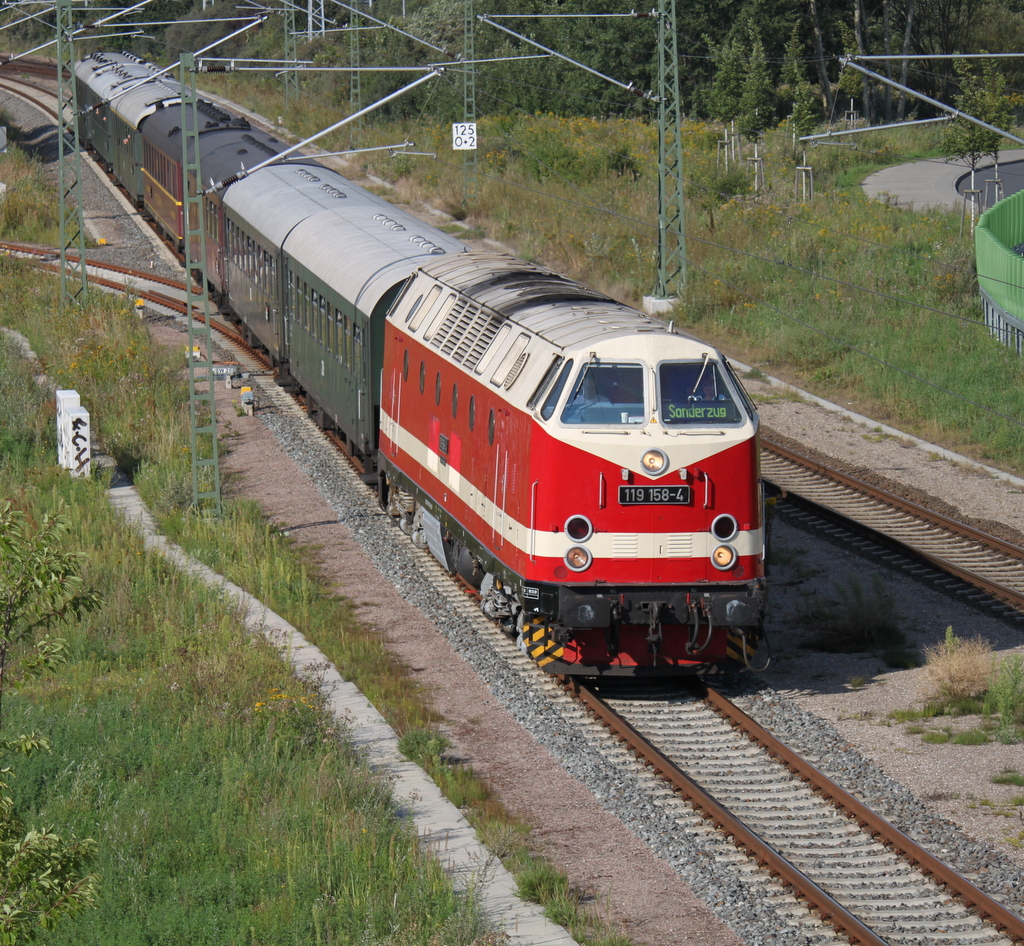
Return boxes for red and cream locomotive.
[379,253,766,675]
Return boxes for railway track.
[0,57,60,119]
[762,443,1024,618]
[570,681,1024,945]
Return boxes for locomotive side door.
[488,407,508,552]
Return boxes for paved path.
[863,147,1024,211]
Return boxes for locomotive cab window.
[658,361,744,427]
[560,363,645,426]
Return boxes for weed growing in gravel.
[986,653,1024,743]
[952,728,990,745]
[992,769,1024,787]
[922,626,993,703]
[799,573,915,665]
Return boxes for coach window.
[403,349,409,382]
[435,371,442,406]
[468,395,475,432]
[451,383,458,419]
[488,409,495,446]
[353,322,363,370]
[419,361,425,394]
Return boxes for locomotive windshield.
[560,363,645,425]
[659,361,744,426]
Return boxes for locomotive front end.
[517,341,766,675]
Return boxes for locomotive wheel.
[523,618,565,668]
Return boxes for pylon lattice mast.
[180,52,222,516]
[55,0,88,306]
[653,0,686,300]
[463,0,476,202]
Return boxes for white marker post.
[452,122,477,151]
[56,390,91,477]
[56,389,78,469]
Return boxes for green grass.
[0,130,61,245]
[0,283,492,945]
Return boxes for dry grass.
[921,626,993,703]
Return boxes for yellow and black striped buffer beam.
[525,622,564,668]
[726,631,759,664]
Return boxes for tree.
[791,81,821,138]
[708,36,747,123]
[737,31,776,141]
[0,501,100,944]
[942,56,1013,190]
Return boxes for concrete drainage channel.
[107,473,579,946]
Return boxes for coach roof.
[224,162,465,314]
[76,51,180,129]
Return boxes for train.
[76,50,768,677]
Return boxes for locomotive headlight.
[565,546,592,572]
[711,514,739,542]
[711,544,737,570]
[564,515,593,542]
[641,448,668,476]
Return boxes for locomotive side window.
[561,363,645,425]
[403,349,409,382]
[468,395,475,431]
[451,383,458,419]
[435,371,442,406]
[419,361,425,394]
[488,409,495,445]
[527,354,564,411]
[658,361,743,426]
[723,359,757,421]
[540,359,574,421]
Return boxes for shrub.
[800,572,910,661]
[921,626,993,703]
[988,653,1024,742]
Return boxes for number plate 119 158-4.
[618,485,691,505]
